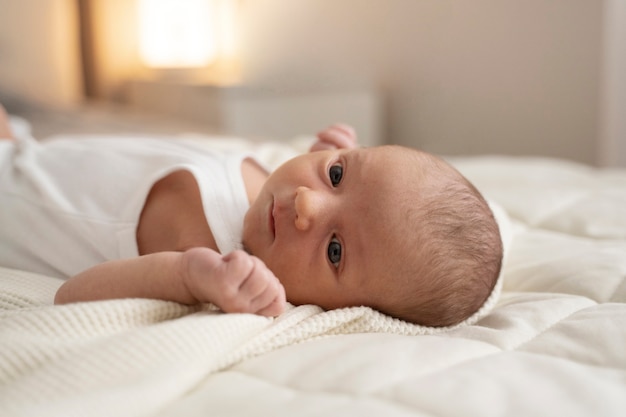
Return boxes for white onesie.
[0,135,251,279]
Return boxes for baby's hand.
[182,248,286,317]
[310,124,358,152]
[0,104,15,140]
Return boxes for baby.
[0,104,502,327]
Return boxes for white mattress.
[1,136,625,417]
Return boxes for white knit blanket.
[0,266,469,417]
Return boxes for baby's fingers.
[250,277,286,317]
[316,129,352,149]
[327,123,356,141]
[256,289,287,317]
[238,257,286,316]
[312,124,358,151]
[0,104,15,140]
[309,140,338,152]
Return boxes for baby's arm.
[55,248,286,317]
[310,124,358,152]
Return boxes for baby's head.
[372,147,504,326]
[243,145,503,327]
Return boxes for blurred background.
[0,0,624,166]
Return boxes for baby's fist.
[219,250,286,316]
[310,124,358,152]
[182,248,286,317]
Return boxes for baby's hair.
[380,148,503,327]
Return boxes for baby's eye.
[327,236,342,268]
[329,164,343,187]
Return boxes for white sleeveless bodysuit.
[0,135,250,279]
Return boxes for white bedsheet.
[1,137,625,417]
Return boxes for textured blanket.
[0,264,486,417]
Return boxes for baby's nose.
[294,186,328,231]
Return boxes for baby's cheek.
[271,269,312,306]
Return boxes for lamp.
[137,0,237,69]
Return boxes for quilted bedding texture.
[1,136,625,417]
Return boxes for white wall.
[599,0,626,167]
[238,0,605,165]
[1,0,622,166]
[0,0,83,106]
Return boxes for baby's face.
[243,146,437,311]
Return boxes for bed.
[1,111,625,417]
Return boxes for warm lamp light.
[138,0,237,68]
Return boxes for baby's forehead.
[348,157,417,241]
[349,146,458,244]
[362,146,445,170]
[357,146,449,190]
[343,214,420,305]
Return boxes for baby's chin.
[240,222,255,255]
[240,239,267,265]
